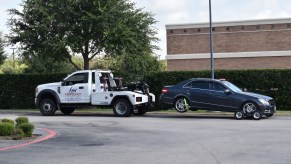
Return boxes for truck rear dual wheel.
[113,99,132,117]
[39,99,57,116]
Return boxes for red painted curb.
[0,128,57,151]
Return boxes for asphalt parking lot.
[1,112,291,164]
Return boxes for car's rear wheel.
[60,107,75,115]
[174,97,189,113]
[234,111,244,120]
[113,99,132,117]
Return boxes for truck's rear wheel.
[113,99,132,117]
[39,99,57,116]
[60,107,75,115]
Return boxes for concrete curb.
[0,128,57,151]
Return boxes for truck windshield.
[222,81,242,92]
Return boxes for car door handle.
[79,86,84,89]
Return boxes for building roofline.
[166,17,291,29]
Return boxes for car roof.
[190,78,226,82]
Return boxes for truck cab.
[35,70,155,117]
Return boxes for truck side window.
[65,73,88,86]
[92,72,95,84]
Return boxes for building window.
[184,29,187,33]
[226,27,230,31]
[288,24,291,28]
[169,30,173,34]
[241,26,245,30]
[197,29,201,32]
[212,27,216,31]
[271,24,275,29]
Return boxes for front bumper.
[260,105,276,114]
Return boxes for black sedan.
[160,78,276,120]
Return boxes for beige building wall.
[166,18,291,71]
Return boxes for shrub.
[12,128,25,140]
[0,123,15,136]
[15,117,29,126]
[18,123,34,137]
[1,118,15,125]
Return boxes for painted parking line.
[0,128,57,151]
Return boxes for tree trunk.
[83,55,89,70]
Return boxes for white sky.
[1,0,291,58]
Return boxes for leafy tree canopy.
[8,0,159,70]
[0,32,7,65]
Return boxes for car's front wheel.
[174,97,189,113]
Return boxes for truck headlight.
[258,99,270,106]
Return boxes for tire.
[253,111,262,120]
[39,99,57,116]
[60,107,75,115]
[113,99,132,117]
[234,111,244,120]
[242,102,257,114]
[265,113,273,117]
[174,97,189,113]
[134,106,147,116]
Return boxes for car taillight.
[162,88,168,94]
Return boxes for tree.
[0,32,6,65]
[8,0,159,70]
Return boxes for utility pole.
[209,0,215,79]
[10,47,17,73]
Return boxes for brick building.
[166,18,291,71]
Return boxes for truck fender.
[36,89,61,107]
[110,96,133,106]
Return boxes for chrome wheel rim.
[236,112,243,119]
[115,102,127,115]
[43,103,52,112]
[243,103,257,114]
[175,99,187,112]
[253,112,261,119]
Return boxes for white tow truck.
[35,70,155,117]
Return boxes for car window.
[65,73,88,86]
[191,81,209,90]
[184,82,192,88]
[210,82,226,91]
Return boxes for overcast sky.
[1,0,291,58]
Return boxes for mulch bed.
[0,135,39,140]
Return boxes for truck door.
[60,72,91,103]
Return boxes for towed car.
[160,78,276,120]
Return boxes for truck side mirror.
[61,79,65,86]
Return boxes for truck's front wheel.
[39,99,57,116]
[113,99,132,117]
